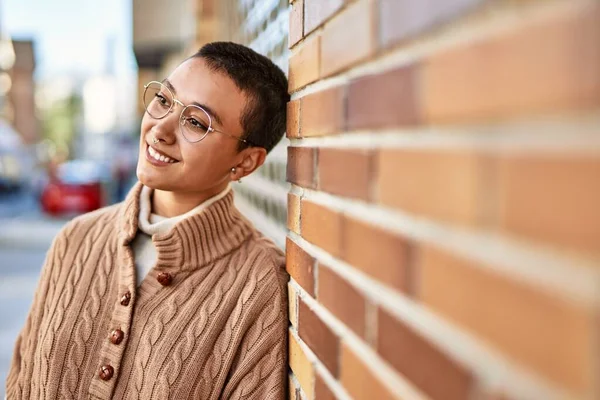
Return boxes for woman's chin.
[137,166,164,190]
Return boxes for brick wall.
[286,1,600,399]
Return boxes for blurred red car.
[41,160,106,216]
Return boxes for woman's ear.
[236,147,267,178]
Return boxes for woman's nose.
[151,112,179,144]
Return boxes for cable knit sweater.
[5,182,288,400]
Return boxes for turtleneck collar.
[118,182,254,271]
[137,184,232,237]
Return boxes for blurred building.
[133,1,600,399]
[0,8,15,124]
[132,0,198,115]
[7,40,37,144]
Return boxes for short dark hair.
[191,42,289,153]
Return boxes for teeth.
[148,145,175,163]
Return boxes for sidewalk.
[0,214,67,250]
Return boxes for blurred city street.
[0,189,66,398]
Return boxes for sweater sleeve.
[221,263,289,400]
[5,229,67,398]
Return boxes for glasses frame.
[142,81,251,145]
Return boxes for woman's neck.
[151,183,229,218]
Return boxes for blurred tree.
[40,92,82,158]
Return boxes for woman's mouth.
[146,145,179,165]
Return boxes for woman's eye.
[154,94,169,106]
[188,118,208,130]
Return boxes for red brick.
[304,0,345,35]
[288,193,301,234]
[287,147,316,188]
[377,308,473,400]
[289,34,321,92]
[286,100,301,138]
[377,150,489,225]
[422,3,600,123]
[286,238,316,297]
[318,148,373,200]
[321,0,375,77]
[301,200,343,257]
[298,299,340,377]
[314,372,335,400]
[342,216,413,293]
[379,0,484,48]
[317,263,366,338]
[340,343,398,400]
[289,0,304,48]
[419,245,596,393]
[301,86,345,137]
[497,154,600,256]
[289,331,315,397]
[348,65,421,129]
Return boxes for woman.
[6,42,290,400]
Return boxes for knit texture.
[5,182,288,400]
[132,184,232,286]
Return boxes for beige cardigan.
[6,182,288,399]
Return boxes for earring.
[231,167,242,183]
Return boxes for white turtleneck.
[131,184,232,286]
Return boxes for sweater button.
[157,272,173,286]
[110,328,124,345]
[99,364,114,381]
[120,291,131,306]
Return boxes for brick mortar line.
[233,195,287,248]
[288,322,369,400]
[244,0,281,34]
[290,0,581,99]
[289,278,426,400]
[292,187,600,308]
[240,174,289,205]
[249,9,289,54]
[288,252,576,399]
[287,112,600,153]
[290,316,408,400]
[289,184,304,197]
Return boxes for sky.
[1,0,137,80]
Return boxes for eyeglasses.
[142,81,251,145]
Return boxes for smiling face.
[136,57,248,197]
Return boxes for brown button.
[157,272,173,286]
[99,364,114,381]
[110,328,124,345]
[120,291,131,306]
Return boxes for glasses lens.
[180,106,211,142]
[143,82,172,119]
